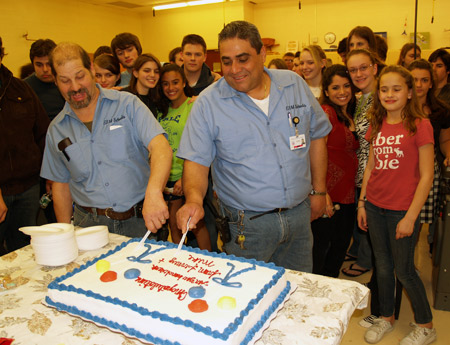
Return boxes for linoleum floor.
[340,225,450,345]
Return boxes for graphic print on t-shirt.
[373,131,404,170]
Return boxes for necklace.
[262,73,270,99]
[354,92,372,121]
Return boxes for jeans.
[0,183,40,254]
[347,188,373,270]
[366,201,432,324]
[312,203,355,277]
[73,204,156,239]
[221,199,313,272]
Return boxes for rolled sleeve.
[41,129,72,183]
[177,98,215,168]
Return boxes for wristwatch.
[310,189,326,196]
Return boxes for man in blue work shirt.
[41,42,172,237]
[176,21,331,272]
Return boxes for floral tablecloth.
[0,234,369,345]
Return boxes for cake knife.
[134,229,151,252]
[176,217,191,253]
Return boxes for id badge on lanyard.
[288,112,306,150]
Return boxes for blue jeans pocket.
[73,205,93,226]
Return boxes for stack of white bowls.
[20,223,78,266]
[75,225,109,251]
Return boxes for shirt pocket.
[108,125,138,162]
[216,124,257,163]
[64,143,90,182]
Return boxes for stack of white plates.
[75,225,109,251]
[20,223,78,266]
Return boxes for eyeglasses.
[347,64,373,75]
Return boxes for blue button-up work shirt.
[178,68,332,212]
[41,86,166,212]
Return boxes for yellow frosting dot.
[217,296,236,310]
[96,259,111,273]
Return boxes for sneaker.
[359,314,379,328]
[400,323,436,345]
[364,319,394,344]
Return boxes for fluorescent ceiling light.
[153,2,187,10]
[188,0,224,5]
[153,0,225,11]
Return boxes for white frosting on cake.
[46,239,290,345]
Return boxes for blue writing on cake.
[127,244,167,264]
[212,262,256,288]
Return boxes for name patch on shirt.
[286,104,306,111]
[103,115,126,125]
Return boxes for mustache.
[67,88,88,97]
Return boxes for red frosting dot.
[100,270,117,282]
[188,299,208,313]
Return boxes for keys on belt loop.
[235,210,246,250]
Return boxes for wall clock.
[324,32,336,44]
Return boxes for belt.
[78,204,140,221]
[249,207,290,220]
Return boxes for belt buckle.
[105,207,114,219]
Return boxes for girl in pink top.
[358,65,436,345]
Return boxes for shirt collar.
[219,67,296,99]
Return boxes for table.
[0,234,369,345]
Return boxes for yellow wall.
[0,0,142,76]
[1,0,449,76]
[253,0,450,64]
[141,1,246,63]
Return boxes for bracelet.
[310,189,326,196]
[358,197,366,202]
[356,205,365,210]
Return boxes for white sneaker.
[364,319,394,344]
[359,315,379,328]
[400,323,436,345]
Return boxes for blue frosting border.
[47,238,287,344]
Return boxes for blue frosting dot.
[189,286,206,299]
[124,268,140,279]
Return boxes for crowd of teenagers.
[1,22,450,345]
